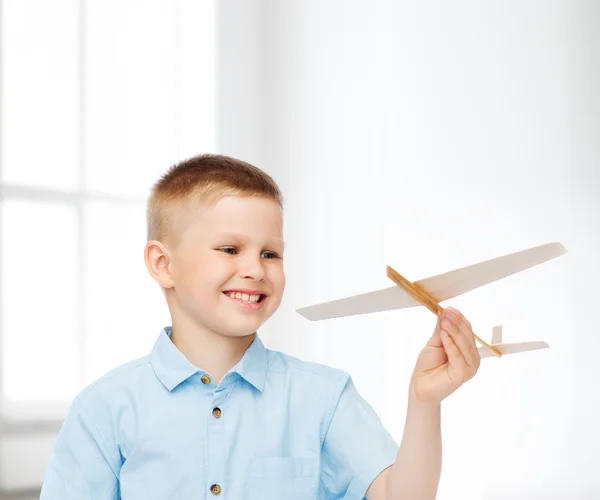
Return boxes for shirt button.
[212,407,222,418]
[201,375,211,385]
[210,483,221,495]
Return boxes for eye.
[221,247,237,255]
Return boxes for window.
[0,0,216,421]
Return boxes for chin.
[218,320,263,338]
[219,329,259,339]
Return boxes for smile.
[222,291,267,311]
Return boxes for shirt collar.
[150,327,268,392]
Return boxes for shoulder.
[56,356,156,464]
[74,355,154,414]
[268,347,349,383]
[264,347,352,406]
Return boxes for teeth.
[227,291,261,303]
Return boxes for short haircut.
[146,153,283,244]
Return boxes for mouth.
[222,290,268,311]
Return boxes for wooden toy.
[296,242,567,358]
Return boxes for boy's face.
[166,195,285,338]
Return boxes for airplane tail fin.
[491,325,503,344]
[477,325,549,358]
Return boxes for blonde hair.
[146,153,283,244]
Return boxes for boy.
[40,154,481,499]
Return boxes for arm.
[40,396,120,500]
[385,397,441,500]
[367,307,479,500]
[364,395,441,500]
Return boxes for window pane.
[83,201,170,384]
[84,0,216,198]
[1,0,79,190]
[1,200,79,404]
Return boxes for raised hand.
[409,306,481,405]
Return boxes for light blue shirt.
[40,327,398,499]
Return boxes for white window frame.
[0,0,215,427]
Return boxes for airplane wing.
[296,242,567,321]
[477,341,550,358]
[295,286,422,321]
[414,241,567,302]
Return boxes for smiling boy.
[40,154,481,499]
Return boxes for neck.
[169,318,256,385]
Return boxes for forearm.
[386,394,442,500]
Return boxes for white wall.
[7,1,597,496]
[253,1,599,499]
[215,0,265,166]
[568,1,600,497]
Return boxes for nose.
[238,254,266,282]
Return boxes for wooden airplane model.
[296,242,568,358]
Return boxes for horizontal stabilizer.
[478,341,549,359]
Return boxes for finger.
[457,319,481,370]
[452,309,481,369]
[441,317,473,366]
[445,308,480,371]
[427,310,444,348]
[455,310,477,348]
[439,326,467,376]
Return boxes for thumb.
[426,309,444,348]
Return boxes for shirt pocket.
[245,457,318,499]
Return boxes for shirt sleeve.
[320,373,399,500]
[40,396,120,500]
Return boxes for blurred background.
[0,0,598,499]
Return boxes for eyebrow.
[216,232,285,250]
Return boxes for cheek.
[269,266,286,292]
[176,256,231,292]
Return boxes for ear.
[144,240,175,288]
